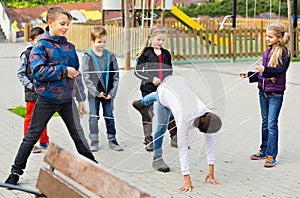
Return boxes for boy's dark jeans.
[88,96,117,141]
[11,97,95,175]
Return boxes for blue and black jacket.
[30,26,86,104]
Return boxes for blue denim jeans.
[142,91,157,106]
[88,96,116,142]
[141,91,154,118]
[259,91,284,159]
[11,97,95,175]
[153,102,171,157]
[142,91,175,156]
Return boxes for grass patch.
[292,57,300,62]
[9,106,60,118]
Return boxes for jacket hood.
[25,42,33,48]
[40,26,68,44]
[85,48,110,56]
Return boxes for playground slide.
[170,5,205,31]
[171,5,227,46]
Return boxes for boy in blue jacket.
[4,6,97,185]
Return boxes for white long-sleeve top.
[157,75,215,175]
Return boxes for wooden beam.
[132,0,136,27]
[44,143,154,198]
[161,0,165,25]
[36,168,89,198]
[99,0,105,25]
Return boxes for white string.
[109,120,175,171]
[82,68,194,74]
[80,59,262,170]
[189,58,262,106]
[82,66,257,74]
[74,76,85,105]
[89,114,115,120]
[82,59,262,121]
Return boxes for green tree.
[4,0,290,18]
[3,0,96,8]
[174,0,288,18]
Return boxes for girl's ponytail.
[266,22,291,83]
[136,35,150,57]
[267,22,291,68]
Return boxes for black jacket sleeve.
[134,52,153,81]
[248,71,258,83]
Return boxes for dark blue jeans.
[88,96,116,142]
[259,91,284,159]
[11,97,95,175]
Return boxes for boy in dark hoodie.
[17,27,49,153]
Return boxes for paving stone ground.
[0,42,299,197]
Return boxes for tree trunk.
[287,0,293,57]
[124,0,131,70]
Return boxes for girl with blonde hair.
[133,25,177,152]
[240,21,291,167]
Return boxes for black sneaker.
[152,156,170,172]
[4,174,19,185]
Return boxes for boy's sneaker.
[264,156,276,167]
[90,142,99,152]
[108,138,123,151]
[39,143,49,149]
[32,144,42,153]
[152,156,170,173]
[250,151,266,160]
[4,173,19,185]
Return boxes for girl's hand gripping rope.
[255,63,265,73]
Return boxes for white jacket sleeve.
[177,120,191,176]
[204,133,215,164]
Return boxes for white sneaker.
[90,142,99,152]
[108,138,123,151]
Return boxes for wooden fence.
[105,18,292,31]
[26,18,300,61]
